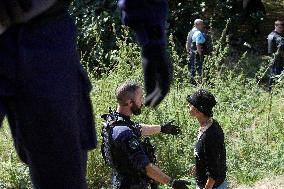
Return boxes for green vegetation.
[0,22,283,188]
[71,0,263,71]
[1,0,284,188]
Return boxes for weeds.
[0,24,283,189]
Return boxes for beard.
[131,103,142,115]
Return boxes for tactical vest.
[276,36,284,51]
[268,31,284,55]
[101,110,158,188]
[101,111,141,168]
[188,28,209,54]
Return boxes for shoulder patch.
[128,138,140,150]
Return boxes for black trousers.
[269,56,284,91]
[188,51,203,84]
[0,10,96,189]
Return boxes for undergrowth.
[0,24,283,189]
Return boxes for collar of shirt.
[273,30,281,35]
[197,118,213,139]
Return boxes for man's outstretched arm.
[141,121,181,136]
[141,124,161,136]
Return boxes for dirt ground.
[234,176,284,189]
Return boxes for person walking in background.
[267,20,284,91]
[186,19,208,86]
[187,90,227,189]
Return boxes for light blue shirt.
[192,30,206,44]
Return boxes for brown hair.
[275,20,284,27]
[116,81,141,106]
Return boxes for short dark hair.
[275,20,284,27]
[116,81,141,106]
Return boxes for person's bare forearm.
[141,124,161,136]
[196,44,203,56]
[145,163,171,185]
[204,177,215,189]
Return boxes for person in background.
[267,20,284,91]
[186,19,208,86]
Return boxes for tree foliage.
[70,0,249,71]
[0,26,283,189]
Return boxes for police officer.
[0,1,96,188]
[118,0,173,107]
[267,20,284,91]
[0,0,178,188]
[186,19,207,86]
[101,81,190,189]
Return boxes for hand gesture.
[161,120,181,135]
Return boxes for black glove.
[171,179,190,189]
[161,120,181,135]
[142,42,173,108]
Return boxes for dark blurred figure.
[243,0,266,18]
[267,20,284,91]
[118,0,173,108]
[0,1,97,188]
[242,0,266,35]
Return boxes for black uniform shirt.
[194,120,227,188]
[111,114,150,178]
[268,31,282,54]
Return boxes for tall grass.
[0,26,283,189]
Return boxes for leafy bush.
[70,0,120,70]
[69,0,254,71]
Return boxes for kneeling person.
[101,81,189,189]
